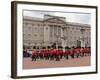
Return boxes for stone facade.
[23,15,91,49]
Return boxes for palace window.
[46,27,48,30]
[49,25,53,27]
[34,34,37,37]
[38,24,40,26]
[32,24,34,26]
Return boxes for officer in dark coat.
[32,47,37,61]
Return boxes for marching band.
[23,46,91,61]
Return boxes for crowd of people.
[23,46,91,61]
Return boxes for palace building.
[23,15,91,49]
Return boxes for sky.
[23,10,91,24]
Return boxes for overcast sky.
[23,10,91,24]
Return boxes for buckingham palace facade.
[23,15,91,49]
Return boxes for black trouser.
[76,53,79,58]
[32,54,36,61]
[70,54,74,58]
[80,53,84,57]
[50,54,55,60]
[55,54,60,61]
[39,54,44,59]
[36,54,39,59]
[64,54,69,59]
[60,54,63,59]
[44,54,49,60]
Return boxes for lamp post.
[61,26,67,51]
[80,28,85,48]
[55,34,60,48]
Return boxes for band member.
[44,47,50,60]
[75,48,80,58]
[49,47,55,60]
[47,46,51,60]
[59,47,63,59]
[80,47,85,57]
[64,48,70,59]
[39,47,44,59]
[84,47,91,56]
[36,48,41,59]
[54,47,60,61]
[87,47,91,56]
[69,48,75,59]
[32,48,37,61]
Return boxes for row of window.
[24,23,64,27]
[23,33,90,41]
[24,23,85,30]
[23,34,43,37]
[24,23,43,26]
[24,27,90,35]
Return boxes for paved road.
[23,56,90,69]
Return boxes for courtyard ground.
[23,56,90,69]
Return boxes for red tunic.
[64,50,70,55]
[39,49,44,55]
[32,50,36,55]
[58,49,63,55]
[69,49,74,55]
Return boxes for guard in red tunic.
[59,47,63,59]
[83,48,87,56]
[81,47,85,57]
[49,47,54,60]
[39,48,45,59]
[43,48,47,60]
[64,48,70,59]
[85,47,91,56]
[44,47,50,60]
[52,47,57,59]
[70,48,74,59]
[88,47,91,56]
[55,48,60,61]
[75,48,80,58]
